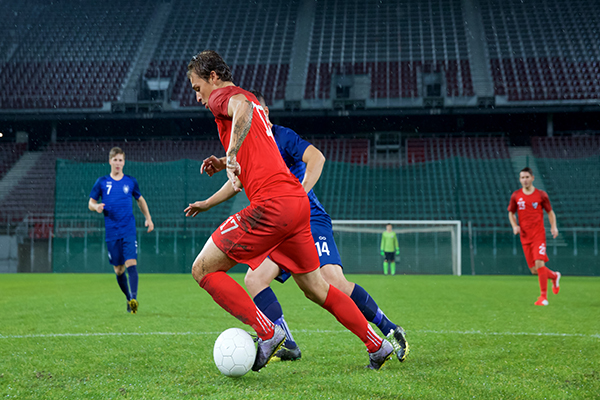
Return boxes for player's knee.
[191,260,205,282]
[321,266,352,295]
[114,265,125,275]
[244,272,259,293]
[529,266,537,274]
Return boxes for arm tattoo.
[229,100,253,156]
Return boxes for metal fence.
[1,214,598,276]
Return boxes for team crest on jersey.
[123,185,130,194]
[532,202,538,209]
[517,198,526,210]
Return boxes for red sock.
[539,266,557,280]
[199,271,274,340]
[322,285,383,352]
[537,267,548,297]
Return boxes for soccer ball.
[213,328,256,377]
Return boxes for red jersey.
[507,188,552,243]
[208,86,305,202]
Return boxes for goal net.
[331,220,462,275]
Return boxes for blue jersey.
[272,125,343,280]
[272,125,328,222]
[90,174,141,241]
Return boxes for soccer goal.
[331,220,462,275]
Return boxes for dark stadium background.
[0,0,598,275]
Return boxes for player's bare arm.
[88,198,104,213]
[301,145,326,193]
[225,94,253,191]
[184,179,241,217]
[548,210,559,238]
[201,155,226,177]
[508,211,520,235]
[136,196,154,233]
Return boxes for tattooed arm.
[225,94,253,192]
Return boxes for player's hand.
[380,250,384,256]
[95,203,105,213]
[201,155,225,177]
[226,154,243,192]
[145,219,154,233]
[184,201,211,217]
[551,226,559,239]
[395,250,400,255]
[512,226,521,235]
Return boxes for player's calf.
[552,272,561,295]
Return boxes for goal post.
[331,220,462,275]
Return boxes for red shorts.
[521,239,549,269]
[211,195,320,274]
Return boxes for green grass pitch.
[1,273,599,399]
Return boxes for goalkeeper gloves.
[396,250,400,255]
[380,250,384,256]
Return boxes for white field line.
[0,329,598,340]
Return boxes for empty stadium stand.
[532,136,600,227]
[305,0,473,100]
[316,156,514,226]
[1,135,597,231]
[0,140,222,222]
[2,0,600,108]
[310,138,370,164]
[405,136,510,163]
[315,136,514,226]
[532,135,600,159]
[0,1,155,109]
[0,143,26,180]
[147,0,298,107]
[480,0,600,101]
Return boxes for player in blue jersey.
[196,92,409,363]
[88,147,154,314]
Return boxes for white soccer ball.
[213,328,256,377]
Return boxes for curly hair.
[187,50,232,82]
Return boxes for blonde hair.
[109,147,125,160]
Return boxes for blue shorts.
[106,236,138,266]
[276,216,342,283]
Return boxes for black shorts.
[384,252,396,262]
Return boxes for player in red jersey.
[183,50,393,371]
[508,167,561,306]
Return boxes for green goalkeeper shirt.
[380,231,399,252]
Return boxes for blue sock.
[350,284,398,336]
[116,272,131,301]
[127,265,138,300]
[254,287,297,349]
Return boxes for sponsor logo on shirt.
[518,198,526,210]
[533,202,538,209]
[123,185,130,194]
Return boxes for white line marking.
[416,329,600,339]
[0,329,598,340]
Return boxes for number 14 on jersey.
[315,239,330,257]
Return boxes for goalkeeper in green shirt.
[380,224,400,275]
